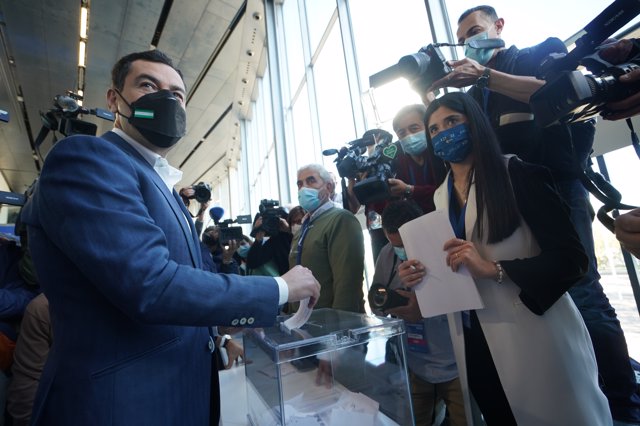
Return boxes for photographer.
[246,206,292,277]
[428,6,639,422]
[178,183,211,235]
[370,200,464,426]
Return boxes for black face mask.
[116,89,186,148]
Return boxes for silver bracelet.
[493,261,504,284]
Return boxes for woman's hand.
[397,259,427,288]
[443,238,496,279]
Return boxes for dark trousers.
[557,179,640,422]
[464,311,516,425]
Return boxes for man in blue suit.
[20,50,320,425]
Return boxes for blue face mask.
[237,244,250,259]
[431,123,472,163]
[393,246,408,261]
[464,31,497,65]
[400,130,428,156]
[298,187,321,212]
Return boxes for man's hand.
[386,290,422,323]
[282,265,321,308]
[597,39,640,120]
[429,58,485,92]
[218,337,244,369]
[222,240,238,264]
[615,208,640,258]
[388,178,411,197]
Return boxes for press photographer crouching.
[246,200,292,277]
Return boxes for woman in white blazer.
[399,92,611,425]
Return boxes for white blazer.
[434,168,612,426]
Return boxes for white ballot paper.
[398,210,484,318]
[283,297,313,331]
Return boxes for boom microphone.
[54,95,82,113]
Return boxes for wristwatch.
[475,67,491,89]
[404,184,413,198]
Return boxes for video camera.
[368,283,409,312]
[252,199,287,237]
[34,93,114,148]
[323,129,399,205]
[530,0,640,127]
[208,215,252,245]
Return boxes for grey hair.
[297,163,333,184]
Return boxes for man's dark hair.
[424,91,520,243]
[458,5,498,25]
[381,200,423,234]
[111,50,184,91]
[392,104,427,132]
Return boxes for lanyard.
[447,174,467,240]
[385,253,399,288]
[295,218,312,265]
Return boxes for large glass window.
[305,1,337,55]
[282,0,305,98]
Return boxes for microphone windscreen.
[209,206,225,223]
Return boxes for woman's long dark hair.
[424,92,520,243]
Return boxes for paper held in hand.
[398,210,484,318]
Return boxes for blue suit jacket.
[21,131,279,425]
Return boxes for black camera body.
[369,44,453,92]
[529,0,640,126]
[324,130,399,205]
[255,199,288,237]
[188,182,212,203]
[217,219,243,245]
[368,283,409,312]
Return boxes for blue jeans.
[556,179,640,422]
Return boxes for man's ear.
[106,88,118,114]
[494,18,505,36]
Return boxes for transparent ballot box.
[243,308,414,426]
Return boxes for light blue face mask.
[464,31,497,65]
[393,246,408,261]
[298,187,321,212]
[400,130,428,156]
[237,244,250,259]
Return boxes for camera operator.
[428,5,640,422]
[370,200,464,426]
[346,111,446,261]
[201,225,239,275]
[597,38,640,121]
[246,208,292,277]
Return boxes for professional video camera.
[530,0,640,127]
[34,92,114,149]
[252,199,288,237]
[323,129,399,205]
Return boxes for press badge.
[406,322,428,353]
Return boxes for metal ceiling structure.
[0,0,267,194]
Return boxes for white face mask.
[291,224,302,235]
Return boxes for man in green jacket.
[289,164,365,313]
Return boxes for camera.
[530,0,640,126]
[323,129,399,205]
[35,93,115,148]
[186,182,212,203]
[369,44,453,93]
[368,283,409,312]
[253,199,287,237]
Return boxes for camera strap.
[386,253,398,288]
